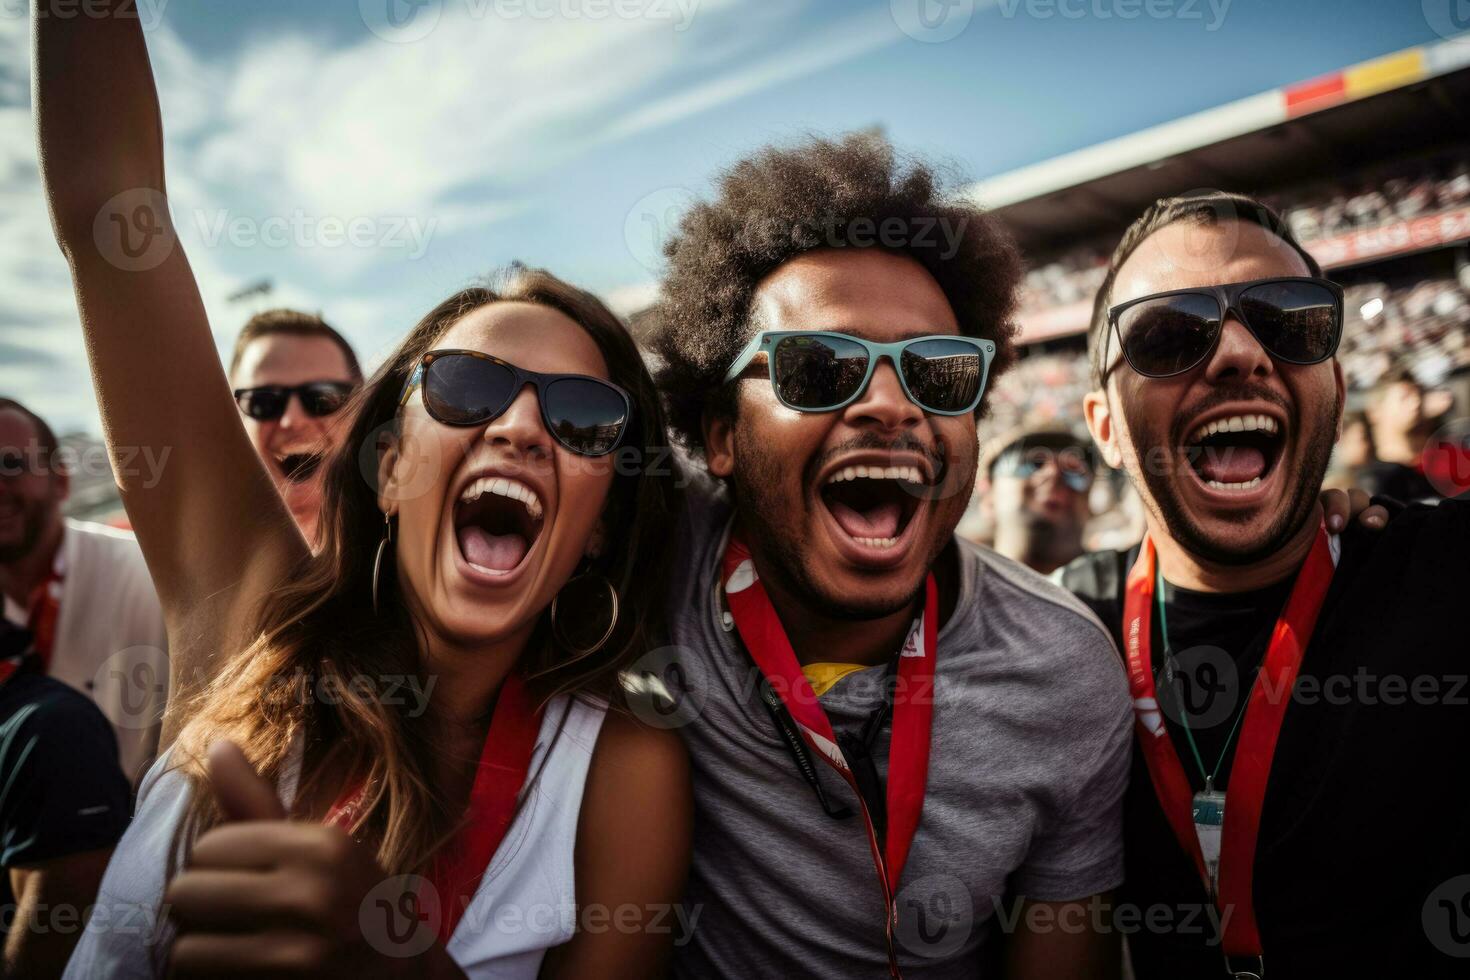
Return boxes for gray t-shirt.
[662,485,1131,978]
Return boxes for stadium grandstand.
[972,33,1470,438]
[951,33,1470,546]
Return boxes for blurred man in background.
[980,423,1095,573]
[0,398,167,785]
[1322,408,1375,492]
[228,310,361,547]
[1360,366,1440,501]
[0,618,129,978]
[1360,366,1470,500]
[1366,365,1431,466]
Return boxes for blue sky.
[0,0,1449,433]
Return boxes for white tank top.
[64,694,608,979]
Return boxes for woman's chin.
[435,597,542,651]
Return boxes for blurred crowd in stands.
[1272,156,1470,244]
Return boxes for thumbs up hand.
[163,740,456,979]
[204,740,286,822]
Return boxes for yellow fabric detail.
[802,662,868,697]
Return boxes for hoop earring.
[550,568,620,657]
[372,514,395,615]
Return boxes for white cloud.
[2,0,904,434]
[601,278,659,316]
[599,6,901,143]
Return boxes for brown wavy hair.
[169,266,677,879]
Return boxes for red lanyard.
[722,529,937,979]
[1122,522,1334,957]
[26,563,63,673]
[326,671,541,943]
[0,621,32,688]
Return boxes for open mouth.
[454,477,544,575]
[274,452,323,485]
[1183,413,1284,492]
[818,464,926,550]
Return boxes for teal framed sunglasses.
[723,331,996,416]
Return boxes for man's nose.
[1201,317,1274,384]
[1027,458,1058,483]
[276,393,314,431]
[844,360,923,433]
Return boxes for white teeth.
[458,475,543,521]
[825,464,924,486]
[1204,477,1264,491]
[1188,413,1281,444]
[854,536,900,549]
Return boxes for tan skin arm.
[5,848,116,979]
[541,711,693,979]
[32,1,307,749]
[164,722,690,979]
[1003,895,1122,980]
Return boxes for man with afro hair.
[651,131,1130,979]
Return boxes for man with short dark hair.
[228,309,361,546]
[980,424,1095,574]
[0,399,166,784]
[652,133,1131,979]
[0,618,130,979]
[1064,191,1470,977]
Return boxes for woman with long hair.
[36,6,690,978]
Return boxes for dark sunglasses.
[233,382,356,421]
[398,349,632,457]
[723,331,996,415]
[1106,276,1343,380]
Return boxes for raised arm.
[32,0,308,745]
